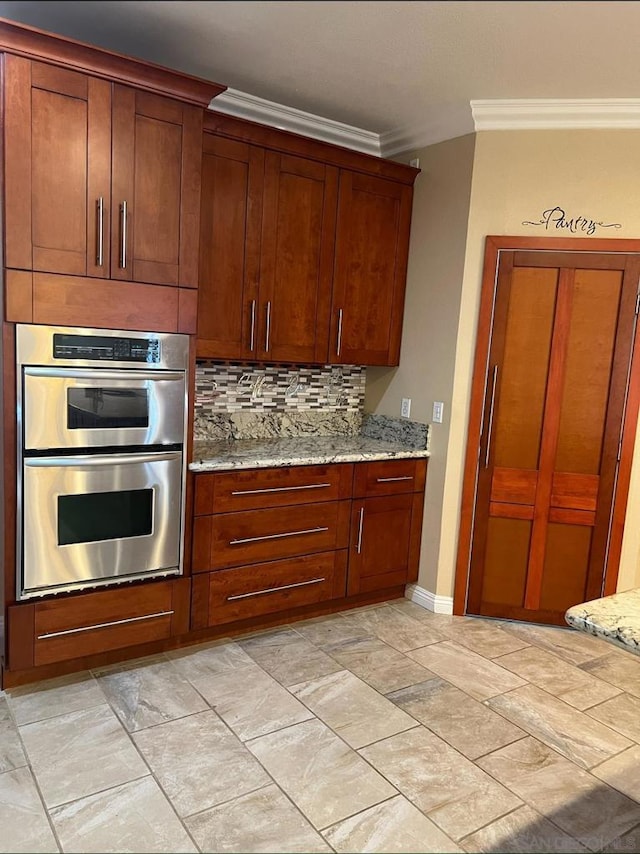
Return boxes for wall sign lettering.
[522,206,622,236]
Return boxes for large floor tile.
[387,677,525,759]
[501,623,611,666]
[486,684,632,769]
[592,745,640,803]
[478,736,640,849]
[95,656,207,732]
[322,794,462,853]
[359,726,521,840]
[247,718,396,830]
[409,641,526,700]
[239,628,342,687]
[324,635,436,694]
[185,784,331,853]
[20,704,147,808]
[600,824,640,853]
[0,696,26,773]
[495,646,621,710]
[6,672,105,726]
[294,613,372,647]
[133,709,270,817]
[460,804,586,853]
[581,651,640,699]
[50,776,196,853]
[439,619,530,658]
[166,640,252,682]
[586,693,640,742]
[340,605,445,652]
[0,766,58,853]
[191,661,313,740]
[290,670,417,748]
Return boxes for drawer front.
[195,463,354,513]
[353,458,427,498]
[206,500,351,570]
[204,550,348,626]
[8,579,190,669]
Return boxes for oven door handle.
[24,367,184,382]
[24,452,182,467]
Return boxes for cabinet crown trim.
[0,17,225,106]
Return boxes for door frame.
[453,235,640,616]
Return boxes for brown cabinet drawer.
[7,579,190,669]
[353,458,427,498]
[193,551,347,627]
[194,500,351,571]
[194,463,354,514]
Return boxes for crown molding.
[209,88,382,156]
[381,105,474,157]
[472,98,640,131]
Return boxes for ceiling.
[2,0,640,152]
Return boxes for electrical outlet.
[432,401,444,423]
[401,398,411,418]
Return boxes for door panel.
[465,248,640,624]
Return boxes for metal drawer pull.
[249,299,257,352]
[336,308,343,357]
[37,610,174,640]
[265,301,272,352]
[119,200,128,268]
[376,476,414,483]
[356,506,364,554]
[96,197,104,266]
[227,577,326,601]
[484,364,499,468]
[231,483,331,496]
[230,526,329,545]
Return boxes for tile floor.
[2,598,640,852]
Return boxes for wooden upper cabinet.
[197,135,263,359]
[257,152,337,363]
[3,56,203,287]
[329,172,413,366]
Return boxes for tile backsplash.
[194,363,366,440]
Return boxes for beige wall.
[442,129,640,599]
[365,133,475,594]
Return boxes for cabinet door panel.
[348,494,414,595]
[259,152,337,363]
[4,56,111,278]
[330,172,412,366]
[197,135,263,359]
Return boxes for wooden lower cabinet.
[7,578,190,669]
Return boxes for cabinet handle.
[227,577,326,601]
[249,299,257,352]
[231,483,331,496]
[37,610,174,640]
[376,475,414,483]
[96,197,104,267]
[356,506,364,554]
[336,308,343,357]
[484,365,498,468]
[119,201,128,269]
[230,526,328,546]
[265,301,272,352]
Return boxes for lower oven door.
[20,450,183,599]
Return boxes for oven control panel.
[53,334,161,363]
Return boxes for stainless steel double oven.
[16,325,189,600]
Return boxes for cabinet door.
[330,172,413,366]
[348,493,422,595]
[258,152,338,363]
[4,56,111,278]
[197,135,263,359]
[111,86,203,287]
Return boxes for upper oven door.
[23,367,186,450]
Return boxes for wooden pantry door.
[458,240,640,626]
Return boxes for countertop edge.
[189,447,429,472]
[565,590,640,656]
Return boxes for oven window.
[58,489,153,545]
[67,388,149,429]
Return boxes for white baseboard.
[405,583,454,615]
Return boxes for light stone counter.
[190,435,429,472]
[565,588,640,656]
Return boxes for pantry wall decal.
[523,206,622,236]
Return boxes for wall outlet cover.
[401,398,411,418]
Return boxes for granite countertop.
[190,435,429,472]
[565,588,640,656]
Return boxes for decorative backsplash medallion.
[194,363,366,440]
